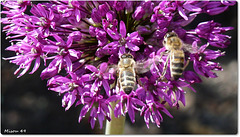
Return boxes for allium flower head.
[1,0,236,130]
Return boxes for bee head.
[121,53,134,59]
[163,32,179,46]
[165,32,178,38]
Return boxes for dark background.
[1,3,237,134]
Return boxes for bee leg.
[157,51,169,63]
[156,51,169,79]
[159,54,170,80]
[115,78,121,94]
[136,75,143,87]
[183,59,189,70]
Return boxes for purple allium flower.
[1,0,30,20]
[30,3,55,37]
[102,11,118,32]
[103,20,143,54]
[83,62,114,96]
[193,20,234,48]
[3,36,45,78]
[47,72,83,110]
[175,1,202,20]
[112,1,126,11]
[140,93,173,128]
[203,1,236,15]
[183,71,202,84]
[40,34,82,79]
[83,95,111,129]
[78,91,111,129]
[133,6,145,20]
[52,1,85,22]
[189,43,225,78]
[151,1,175,29]
[1,0,236,130]
[132,1,154,21]
[108,91,145,123]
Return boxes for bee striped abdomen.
[119,69,136,94]
[170,50,185,80]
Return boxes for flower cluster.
[1,0,235,129]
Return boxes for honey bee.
[116,53,150,94]
[117,53,136,94]
[160,32,190,80]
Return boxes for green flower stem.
[105,102,126,134]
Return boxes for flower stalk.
[105,102,126,135]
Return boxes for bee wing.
[182,43,198,54]
[135,59,155,74]
[108,64,118,74]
